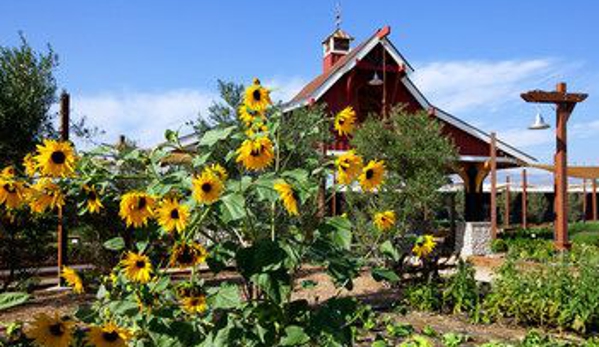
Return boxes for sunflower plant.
[1,79,385,346]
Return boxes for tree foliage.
[350,106,458,235]
[0,34,58,167]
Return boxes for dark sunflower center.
[201,183,212,193]
[252,89,261,101]
[51,151,66,164]
[178,248,195,264]
[102,330,120,342]
[250,147,262,157]
[87,191,97,200]
[170,209,180,219]
[137,197,147,209]
[3,183,15,193]
[135,260,146,268]
[190,298,200,306]
[49,323,65,336]
[338,119,345,125]
[365,169,374,180]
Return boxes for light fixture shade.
[528,113,550,130]
[369,72,383,86]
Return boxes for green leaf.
[164,129,179,144]
[280,325,310,346]
[192,152,212,168]
[209,283,242,310]
[380,240,400,262]
[0,292,29,311]
[198,126,236,147]
[282,168,310,184]
[371,267,401,283]
[321,216,352,250]
[103,237,125,251]
[220,193,246,222]
[301,280,317,289]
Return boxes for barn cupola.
[322,28,353,73]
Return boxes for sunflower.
[334,106,357,137]
[335,150,363,185]
[373,210,396,231]
[192,172,223,204]
[244,78,272,113]
[273,181,299,216]
[180,294,208,314]
[0,179,26,209]
[157,198,189,233]
[25,312,74,347]
[170,242,208,268]
[238,104,266,126]
[83,185,103,214]
[205,163,228,182]
[119,192,155,228]
[61,266,84,294]
[121,252,153,284]
[412,235,436,258]
[28,178,65,213]
[23,153,37,177]
[34,139,76,177]
[1,166,15,179]
[244,121,269,137]
[87,322,131,347]
[236,136,274,171]
[359,160,385,192]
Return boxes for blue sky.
[2,1,599,184]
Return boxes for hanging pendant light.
[528,112,550,130]
[369,71,383,86]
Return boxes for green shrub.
[442,260,479,315]
[491,239,508,253]
[404,281,442,312]
[484,250,599,333]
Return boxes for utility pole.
[521,82,587,250]
[522,169,528,229]
[57,91,70,286]
[505,175,510,228]
[490,132,498,238]
[583,178,587,223]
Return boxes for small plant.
[404,281,442,312]
[442,332,470,347]
[442,260,479,315]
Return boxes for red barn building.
[283,26,535,221]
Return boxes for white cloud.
[572,119,599,139]
[412,59,556,113]
[69,77,307,149]
[72,89,216,148]
[499,127,554,149]
[264,76,307,103]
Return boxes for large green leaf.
[198,126,236,147]
[379,240,400,262]
[219,193,246,222]
[209,283,242,310]
[280,325,310,346]
[103,237,125,251]
[318,216,352,250]
[0,292,29,311]
[371,267,401,283]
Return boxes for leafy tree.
[0,34,58,167]
[351,106,458,234]
[191,79,245,136]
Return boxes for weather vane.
[335,2,342,29]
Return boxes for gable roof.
[283,27,536,164]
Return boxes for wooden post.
[583,178,587,223]
[505,175,510,228]
[57,91,70,286]
[554,82,569,249]
[490,132,498,238]
[522,169,528,229]
[593,179,598,222]
[521,82,586,250]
